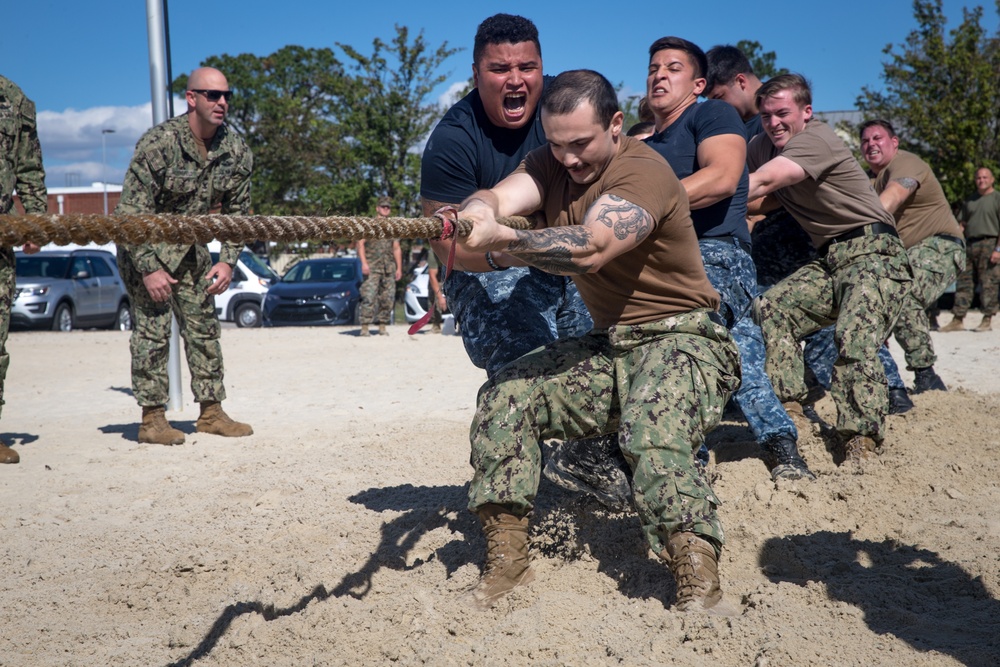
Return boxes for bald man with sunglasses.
[116,67,254,446]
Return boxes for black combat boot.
[888,387,914,414]
[912,367,946,394]
[762,434,816,481]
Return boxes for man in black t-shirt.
[420,14,630,509]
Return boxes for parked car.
[12,249,132,331]
[208,242,278,328]
[262,257,364,327]
[404,262,430,324]
[404,261,456,333]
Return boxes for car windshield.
[239,250,279,281]
[16,255,70,278]
[283,262,356,283]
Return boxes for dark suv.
[12,249,132,331]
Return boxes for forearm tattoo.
[503,195,652,274]
[893,177,919,191]
[508,226,595,274]
[596,195,653,241]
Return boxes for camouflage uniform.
[754,207,906,393]
[895,236,965,368]
[446,267,593,377]
[953,237,1000,319]
[115,114,251,407]
[0,77,47,420]
[700,238,795,443]
[468,311,741,551]
[358,238,397,326]
[758,232,912,441]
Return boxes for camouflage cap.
[377,196,392,208]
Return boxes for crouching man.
[456,70,741,614]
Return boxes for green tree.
[337,26,461,219]
[735,40,788,80]
[855,0,1000,203]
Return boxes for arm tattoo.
[596,194,653,241]
[507,226,594,274]
[892,177,919,191]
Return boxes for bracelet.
[485,251,508,271]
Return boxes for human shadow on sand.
[760,530,1000,667]
[99,420,197,441]
[163,478,671,666]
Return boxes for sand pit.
[1,318,998,666]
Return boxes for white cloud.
[35,98,185,189]
[437,80,470,108]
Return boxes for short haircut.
[541,69,619,130]
[756,73,812,109]
[473,14,541,65]
[858,119,897,140]
[705,45,753,93]
[626,121,655,137]
[648,36,707,80]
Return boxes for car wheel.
[113,301,133,331]
[52,302,74,332]
[234,302,262,328]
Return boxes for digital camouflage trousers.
[467,310,741,554]
[758,232,912,441]
[118,248,226,407]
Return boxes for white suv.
[208,242,279,328]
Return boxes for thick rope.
[0,213,535,246]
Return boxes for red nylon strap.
[408,206,459,335]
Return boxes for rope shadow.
[759,530,1000,666]
[163,483,477,667]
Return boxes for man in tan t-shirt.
[860,119,965,395]
[456,69,741,616]
[746,74,913,466]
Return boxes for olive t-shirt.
[748,121,894,248]
[959,190,1000,240]
[873,149,960,249]
[515,136,718,328]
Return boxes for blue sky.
[2,0,994,190]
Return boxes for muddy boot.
[0,441,20,464]
[662,532,736,616]
[378,323,388,336]
[912,367,947,394]
[138,406,185,446]
[469,504,534,609]
[762,434,816,481]
[888,387,915,414]
[782,400,815,436]
[975,315,992,332]
[939,315,965,332]
[196,402,253,437]
[542,435,632,510]
[842,434,876,465]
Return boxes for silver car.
[12,249,132,331]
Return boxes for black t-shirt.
[644,100,751,244]
[420,86,547,202]
[744,114,763,141]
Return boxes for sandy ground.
[1,315,999,667]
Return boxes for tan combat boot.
[939,316,965,332]
[663,532,737,616]
[843,434,876,464]
[975,315,992,332]
[378,323,388,336]
[359,326,371,337]
[196,402,253,437]
[138,406,185,446]
[469,504,534,608]
[0,441,20,464]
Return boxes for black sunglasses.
[191,89,233,102]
